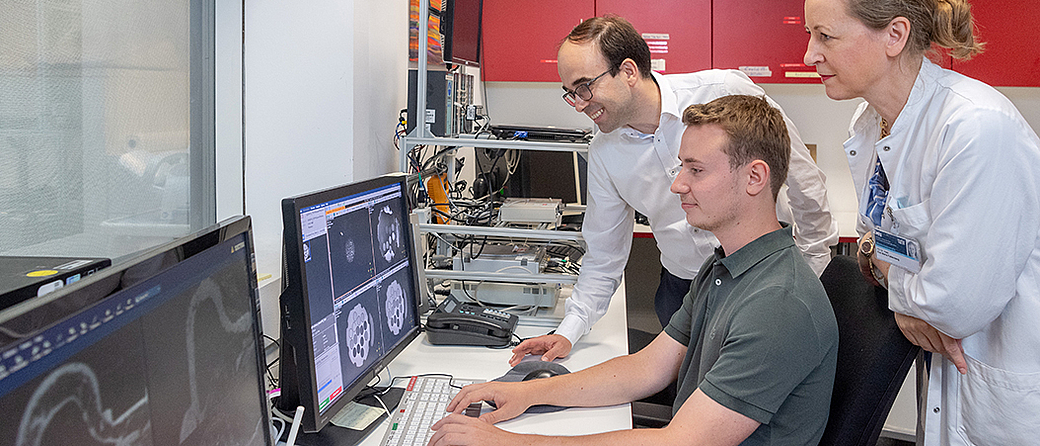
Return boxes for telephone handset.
[425,295,518,347]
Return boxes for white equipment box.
[498,198,563,226]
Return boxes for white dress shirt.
[845,59,1040,446]
[556,70,837,345]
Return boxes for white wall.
[218,1,410,282]
[352,1,409,179]
[242,1,356,281]
[216,1,410,336]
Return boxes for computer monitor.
[442,0,482,68]
[276,173,423,433]
[478,149,588,206]
[0,215,272,445]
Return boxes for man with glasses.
[432,95,838,446]
[510,15,837,365]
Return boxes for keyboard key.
[378,376,482,446]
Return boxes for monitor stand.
[278,387,405,446]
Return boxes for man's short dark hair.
[565,15,652,79]
[682,95,790,200]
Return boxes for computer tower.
[407,69,451,137]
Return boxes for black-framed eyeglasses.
[562,69,611,106]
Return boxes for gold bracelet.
[870,262,887,289]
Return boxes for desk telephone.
[425,295,518,347]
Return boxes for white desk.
[355,285,632,445]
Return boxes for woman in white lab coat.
[803,0,1040,444]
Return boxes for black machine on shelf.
[276,173,425,434]
[489,124,592,143]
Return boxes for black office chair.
[629,327,675,428]
[818,255,921,446]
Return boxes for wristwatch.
[859,234,875,258]
[859,233,888,288]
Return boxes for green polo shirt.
[664,225,838,445]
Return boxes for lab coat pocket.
[957,355,1040,444]
[887,198,931,256]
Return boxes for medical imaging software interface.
[298,183,414,416]
[0,233,267,446]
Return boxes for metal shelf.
[417,222,583,286]
[402,135,587,152]
[407,0,585,289]
[402,0,588,173]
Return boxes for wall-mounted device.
[426,295,517,347]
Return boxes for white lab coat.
[844,59,1040,445]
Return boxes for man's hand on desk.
[509,334,572,366]
[428,413,524,446]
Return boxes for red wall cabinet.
[595,0,712,74]
[480,1,982,85]
[481,0,594,82]
[712,0,816,84]
[952,0,1040,87]
[711,0,950,84]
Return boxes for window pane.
[0,0,214,260]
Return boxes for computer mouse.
[522,368,559,381]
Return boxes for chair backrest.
[818,255,921,446]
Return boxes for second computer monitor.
[277,173,423,432]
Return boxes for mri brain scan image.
[385,280,405,335]
[376,205,401,263]
[346,303,373,367]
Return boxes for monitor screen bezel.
[277,173,424,433]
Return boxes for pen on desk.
[286,406,304,446]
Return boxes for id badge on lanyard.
[874,205,923,274]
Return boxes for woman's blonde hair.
[846,0,984,60]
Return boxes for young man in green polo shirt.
[429,95,839,446]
